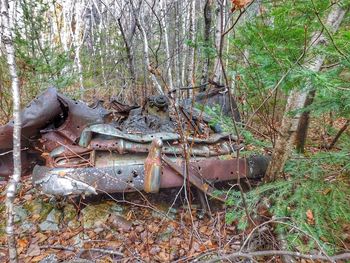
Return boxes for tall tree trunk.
[72,0,86,98]
[160,0,174,91]
[186,0,196,96]
[265,5,347,182]
[295,89,316,152]
[130,0,163,95]
[213,0,224,84]
[117,17,137,90]
[174,0,181,97]
[200,0,212,88]
[1,0,22,262]
[180,0,189,89]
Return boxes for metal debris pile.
[0,87,269,197]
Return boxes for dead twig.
[200,250,350,263]
[40,245,124,257]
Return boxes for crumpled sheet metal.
[32,152,270,196]
[79,123,237,147]
[0,87,106,151]
[49,93,106,143]
[0,87,107,178]
[0,151,38,179]
[0,87,61,150]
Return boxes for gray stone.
[39,208,61,231]
[39,254,58,263]
[20,221,35,232]
[13,206,28,223]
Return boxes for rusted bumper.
[32,151,270,196]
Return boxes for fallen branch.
[202,250,350,263]
[324,119,350,150]
[40,245,124,257]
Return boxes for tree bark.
[117,17,137,89]
[213,0,224,84]
[186,0,196,96]
[265,4,347,181]
[1,0,22,262]
[130,0,164,95]
[295,89,316,153]
[200,0,212,88]
[72,0,86,98]
[160,0,174,91]
[325,119,350,150]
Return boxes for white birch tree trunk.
[72,0,86,98]
[181,0,189,89]
[174,0,181,90]
[186,0,196,95]
[265,4,347,181]
[131,0,163,95]
[160,0,173,91]
[1,0,22,262]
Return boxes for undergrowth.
[205,104,350,255]
[226,152,350,254]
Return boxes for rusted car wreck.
[0,87,269,200]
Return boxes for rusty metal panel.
[79,123,237,147]
[39,132,73,152]
[89,137,235,157]
[32,152,260,196]
[162,155,226,202]
[0,87,61,150]
[0,151,37,179]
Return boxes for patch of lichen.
[23,199,54,222]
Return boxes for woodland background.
[0,0,350,262]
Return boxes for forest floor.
[0,178,248,262]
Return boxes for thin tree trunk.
[213,0,224,84]
[295,89,316,153]
[160,0,174,91]
[1,0,22,262]
[130,0,163,95]
[180,0,189,90]
[117,17,137,88]
[200,0,212,88]
[325,119,350,150]
[72,0,86,98]
[174,0,181,95]
[186,0,196,96]
[265,5,347,181]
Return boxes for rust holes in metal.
[132,170,138,178]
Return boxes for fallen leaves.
[0,177,241,262]
[231,0,252,12]
[306,209,315,225]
